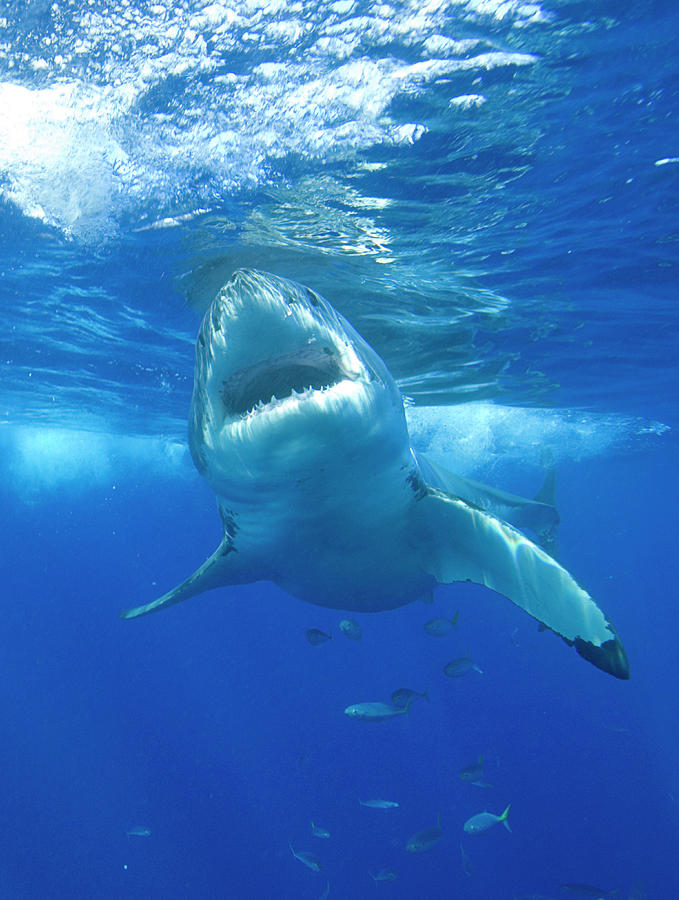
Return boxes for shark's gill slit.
[221,347,344,417]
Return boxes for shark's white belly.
[217,452,434,611]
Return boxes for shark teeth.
[244,385,336,419]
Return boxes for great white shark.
[123,269,629,679]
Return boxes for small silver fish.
[423,612,459,636]
[126,826,151,838]
[463,804,511,835]
[560,885,619,897]
[513,894,558,900]
[359,798,399,809]
[458,754,494,788]
[406,815,443,853]
[289,841,322,872]
[444,656,483,677]
[390,687,428,708]
[371,868,397,882]
[339,618,362,641]
[459,754,484,782]
[311,820,331,839]
[318,880,331,899]
[459,842,473,877]
[306,628,332,645]
[344,700,410,722]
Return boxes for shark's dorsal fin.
[414,452,559,549]
[412,485,628,679]
[533,466,557,507]
[532,466,559,557]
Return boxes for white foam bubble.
[2,403,668,502]
[0,0,543,241]
[2,426,193,501]
[405,402,670,477]
[0,81,128,240]
[449,93,487,109]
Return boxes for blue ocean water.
[0,0,677,897]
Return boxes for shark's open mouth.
[220,345,346,418]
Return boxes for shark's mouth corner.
[220,345,348,420]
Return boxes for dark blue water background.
[3,441,676,899]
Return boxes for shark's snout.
[189,269,407,500]
[196,269,383,432]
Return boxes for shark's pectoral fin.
[121,538,236,620]
[413,487,629,679]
